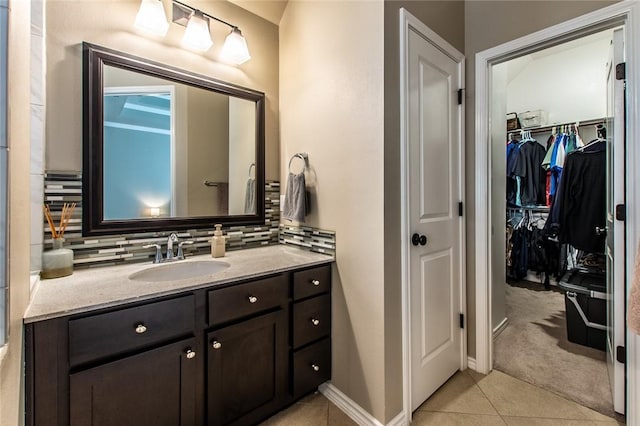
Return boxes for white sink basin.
[129,260,230,282]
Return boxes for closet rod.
[507,206,550,213]
[511,117,605,135]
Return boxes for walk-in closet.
[491,28,625,421]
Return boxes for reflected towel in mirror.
[244,178,256,214]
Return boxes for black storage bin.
[558,269,607,351]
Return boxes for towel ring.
[248,163,255,179]
[288,153,308,174]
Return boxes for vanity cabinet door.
[69,337,199,426]
[207,310,288,426]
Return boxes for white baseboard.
[493,317,509,338]
[467,356,477,371]
[385,410,407,426]
[319,382,408,426]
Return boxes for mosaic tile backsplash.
[43,172,335,269]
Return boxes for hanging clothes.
[506,139,525,207]
[519,139,547,206]
[506,133,546,207]
[558,140,606,253]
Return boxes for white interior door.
[605,27,626,415]
[407,27,463,411]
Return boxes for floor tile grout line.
[466,369,619,424]
[463,369,507,422]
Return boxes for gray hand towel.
[244,178,256,214]
[282,172,306,222]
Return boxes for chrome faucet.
[166,233,178,260]
[143,233,193,264]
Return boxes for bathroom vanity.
[24,246,333,426]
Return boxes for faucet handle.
[177,241,194,260]
[143,244,163,264]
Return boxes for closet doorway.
[491,29,624,419]
[472,3,640,423]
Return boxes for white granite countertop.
[24,245,334,323]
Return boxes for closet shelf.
[509,117,604,135]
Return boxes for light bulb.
[134,0,169,37]
[221,27,251,65]
[182,12,213,52]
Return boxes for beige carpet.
[493,280,621,420]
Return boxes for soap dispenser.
[211,224,226,258]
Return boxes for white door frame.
[400,8,466,423]
[474,1,640,424]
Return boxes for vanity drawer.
[68,295,195,368]
[208,274,288,326]
[293,294,331,348]
[293,337,331,399]
[293,265,331,301]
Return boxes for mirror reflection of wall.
[102,64,256,220]
[104,88,173,220]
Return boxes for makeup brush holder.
[41,237,73,279]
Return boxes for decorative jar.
[41,237,73,279]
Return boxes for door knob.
[411,233,427,246]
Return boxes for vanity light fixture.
[134,0,170,37]
[220,27,251,65]
[172,0,251,64]
[181,10,213,52]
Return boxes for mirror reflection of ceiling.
[228,0,288,25]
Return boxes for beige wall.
[280,0,387,422]
[187,89,229,215]
[45,0,279,180]
[0,0,31,424]
[383,1,464,421]
[464,0,620,357]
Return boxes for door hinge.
[459,313,464,329]
[457,88,464,105]
[615,204,626,221]
[616,62,626,80]
[616,346,626,364]
[458,201,464,217]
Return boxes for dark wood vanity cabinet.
[291,266,332,399]
[25,263,332,426]
[69,337,199,426]
[207,310,288,426]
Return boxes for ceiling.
[228,0,288,25]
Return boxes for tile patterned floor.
[261,369,622,425]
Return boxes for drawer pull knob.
[311,364,320,372]
[186,349,196,359]
[135,324,147,334]
[311,279,320,286]
[311,318,320,326]
[248,295,258,303]
[212,340,222,349]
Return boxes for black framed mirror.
[83,43,265,236]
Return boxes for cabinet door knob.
[212,340,222,349]
[311,364,320,372]
[311,279,320,286]
[185,349,196,359]
[311,318,320,326]
[135,324,147,334]
[248,295,258,303]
